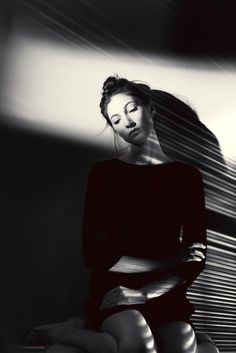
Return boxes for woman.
[29,76,219,353]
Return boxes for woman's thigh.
[101,309,157,353]
[196,332,220,353]
[45,344,85,353]
[152,321,198,353]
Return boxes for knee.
[156,321,197,353]
[102,309,156,353]
[119,338,150,353]
[196,332,214,344]
[118,312,155,353]
[45,344,81,353]
[172,322,197,353]
[196,332,219,353]
[45,344,63,353]
[121,310,155,353]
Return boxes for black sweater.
[82,159,206,318]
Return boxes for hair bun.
[102,76,120,94]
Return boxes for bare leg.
[29,314,220,353]
[101,310,157,353]
[198,342,220,353]
[151,323,220,353]
[152,321,198,353]
[45,310,157,353]
[45,344,86,353]
[27,317,86,345]
[196,332,220,353]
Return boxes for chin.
[128,133,145,145]
[129,138,145,147]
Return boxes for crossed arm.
[99,242,206,310]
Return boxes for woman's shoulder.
[171,162,203,188]
[90,158,117,170]
[165,162,202,184]
[172,161,201,173]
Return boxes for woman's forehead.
[107,93,140,115]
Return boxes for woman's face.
[106,93,154,146]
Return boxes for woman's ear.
[148,102,156,118]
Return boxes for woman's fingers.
[100,293,118,309]
[190,249,205,259]
[186,250,205,262]
[185,243,206,262]
[103,286,124,299]
[100,297,121,310]
[101,292,121,307]
[188,243,206,250]
[100,286,125,309]
[185,256,202,262]
[100,296,127,310]
[99,286,146,310]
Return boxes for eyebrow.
[110,101,137,120]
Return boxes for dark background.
[0,0,235,345]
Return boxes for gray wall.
[0,124,112,343]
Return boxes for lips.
[129,128,139,136]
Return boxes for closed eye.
[113,119,120,125]
[129,107,137,113]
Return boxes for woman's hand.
[172,242,206,266]
[99,286,147,311]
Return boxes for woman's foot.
[27,317,86,346]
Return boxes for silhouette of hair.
[150,89,227,174]
[100,75,227,176]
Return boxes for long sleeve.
[82,163,122,270]
[169,166,207,285]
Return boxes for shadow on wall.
[151,89,227,174]
[148,89,235,352]
[150,89,235,224]
[0,120,113,345]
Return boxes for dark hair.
[99,74,227,176]
[100,75,151,126]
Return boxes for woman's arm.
[109,255,170,273]
[168,166,207,285]
[83,163,123,270]
[100,243,205,310]
[100,273,186,310]
[109,242,205,273]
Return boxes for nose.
[124,116,136,128]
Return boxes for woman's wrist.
[140,288,150,301]
[153,257,175,270]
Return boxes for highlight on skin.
[133,312,158,353]
[182,324,197,351]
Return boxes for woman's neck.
[120,128,171,165]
